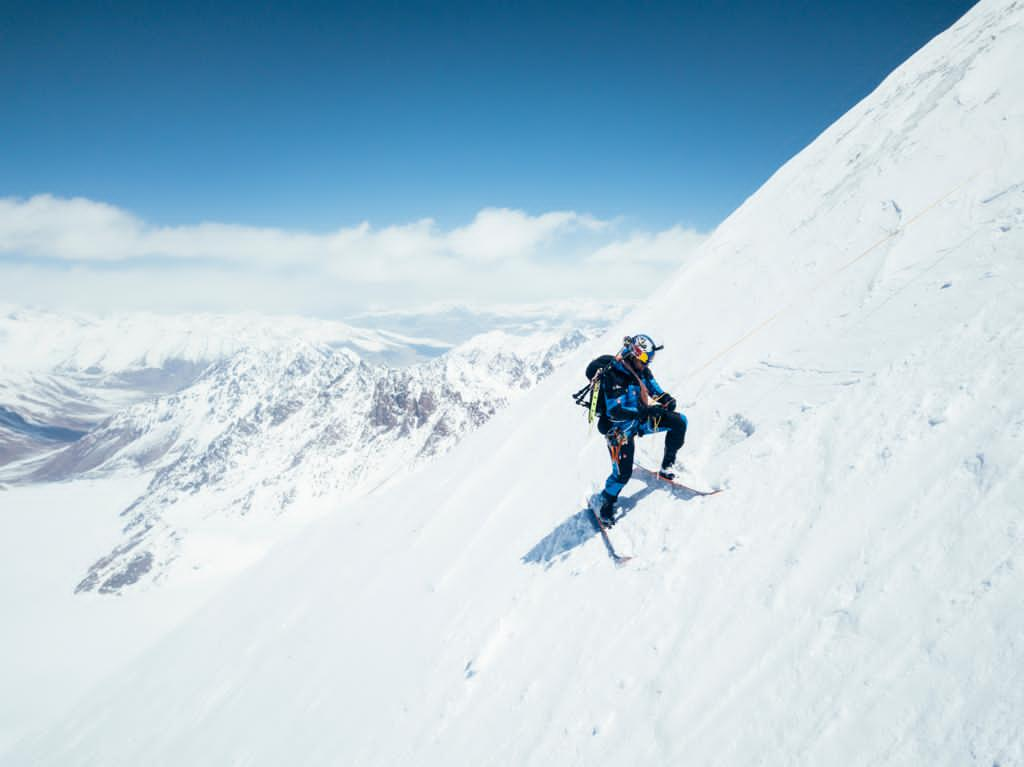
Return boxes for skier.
[596,334,687,525]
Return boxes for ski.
[589,506,633,565]
[636,466,725,497]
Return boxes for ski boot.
[598,492,618,527]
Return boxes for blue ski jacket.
[603,359,667,436]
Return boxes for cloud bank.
[0,195,708,317]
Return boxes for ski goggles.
[626,342,652,363]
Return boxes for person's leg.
[600,435,636,518]
[660,411,687,469]
[638,411,687,471]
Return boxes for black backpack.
[572,354,616,434]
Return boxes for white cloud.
[0,197,602,267]
[0,195,143,261]
[0,195,710,316]
[589,225,708,266]
[446,208,605,261]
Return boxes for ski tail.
[589,506,633,565]
[635,465,724,496]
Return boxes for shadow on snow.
[522,471,705,567]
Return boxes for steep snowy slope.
[7,1,1023,765]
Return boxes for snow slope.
[7,1,1024,764]
[0,478,218,757]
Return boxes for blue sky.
[0,0,979,316]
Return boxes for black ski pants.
[603,410,687,498]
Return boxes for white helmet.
[621,334,661,364]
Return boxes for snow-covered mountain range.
[346,299,634,343]
[65,330,596,593]
[0,302,631,468]
[2,310,605,594]
[4,0,1024,764]
[0,306,453,465]
[0,304,454,375]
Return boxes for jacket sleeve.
[644,370,665,397]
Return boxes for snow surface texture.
[6,1,1024,764]
[0,477,209,758]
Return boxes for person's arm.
[645,371,677,412]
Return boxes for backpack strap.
[616,355,652,407]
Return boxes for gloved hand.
[657,393,677,412]
[642,405,670,420]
